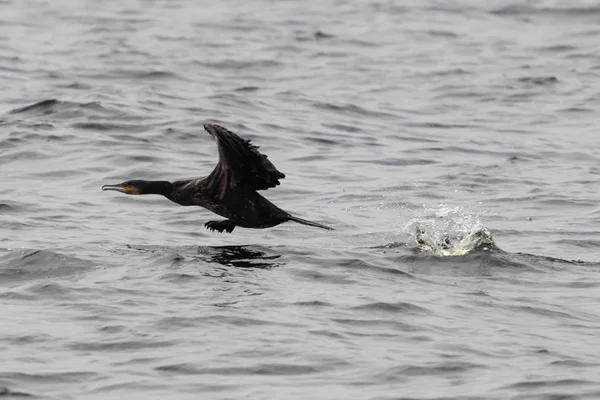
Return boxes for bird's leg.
[204,220,236,233]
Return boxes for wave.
[8,99,111,116]
[492,5,600,17]
[0,249,94,284]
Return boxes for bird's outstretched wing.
[203,124,285,198]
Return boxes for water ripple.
[2,1,600,399]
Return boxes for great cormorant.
[102,124,333,233]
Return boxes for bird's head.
[102,180,173,196]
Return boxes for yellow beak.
[102,184,134,194]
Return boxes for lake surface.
[2,0,600,399]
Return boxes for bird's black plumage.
[102,123,333,233]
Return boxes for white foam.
[405,204,494,256]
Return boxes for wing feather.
[203,124,285,198]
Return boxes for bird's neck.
[142,180,175,197]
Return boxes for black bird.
[102,124,333,233]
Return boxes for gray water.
[2,0,600,399]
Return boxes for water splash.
[406,205,495,256]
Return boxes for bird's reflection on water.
[124,243,283,270]
[196,245,282,269]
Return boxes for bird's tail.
[287,215,334,231]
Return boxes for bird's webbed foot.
[205,220,236,233]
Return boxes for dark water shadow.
[0,385,39,398]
